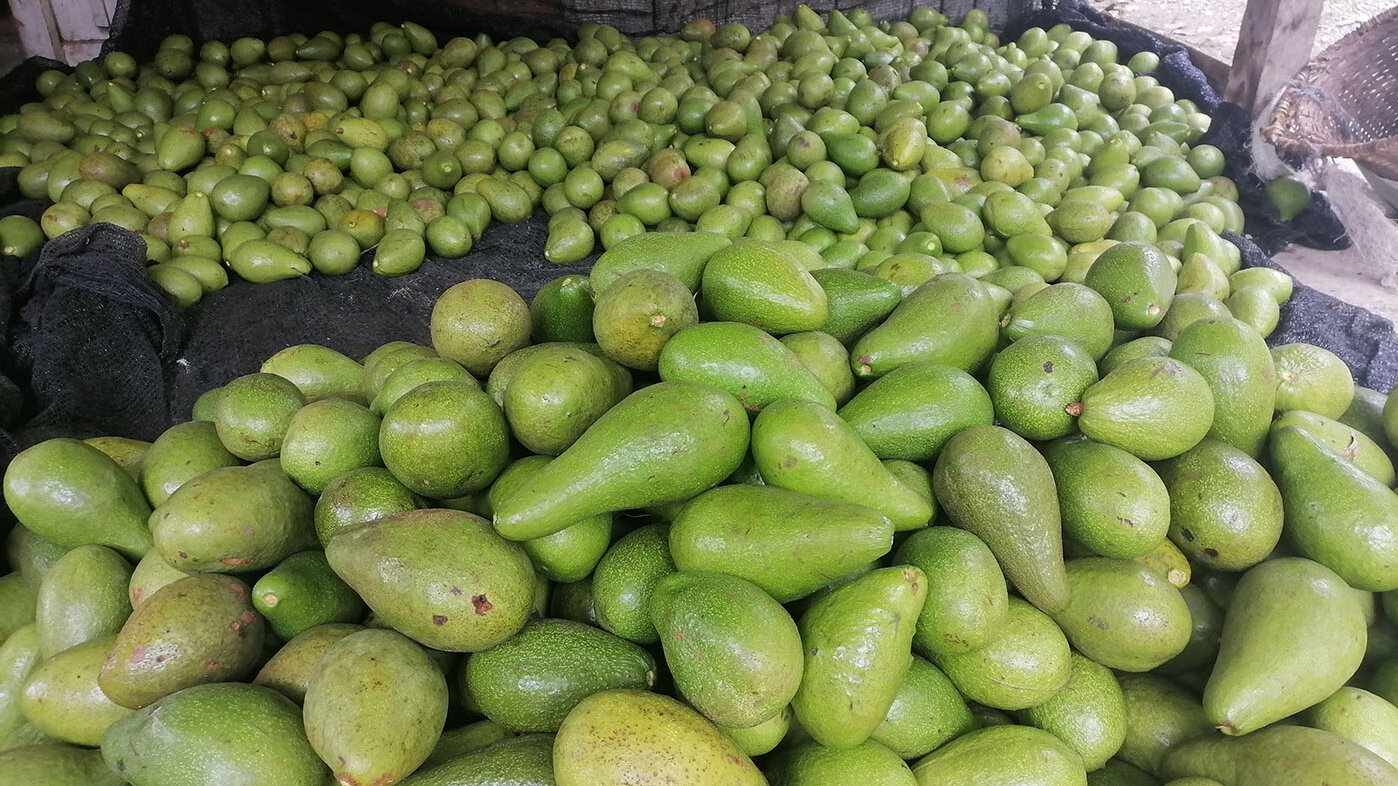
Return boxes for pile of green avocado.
[0,3,1251,317]
[2,219,1398,786]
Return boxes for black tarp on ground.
[0,0,1394,468]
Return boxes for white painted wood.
[11,0,112,63]
[1226,0,1325,113]
[50,0,106,42]
[11,0,64,60]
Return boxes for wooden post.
[1226,0,1325,114]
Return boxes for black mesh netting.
[0,0,1394,472]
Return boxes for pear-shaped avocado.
[765,739,917,785]
[1075,356,1216,461]
[590,230,732,292]
[792,566,926,749]
[1305,687,1398,767]
[659,321,836,411]
[3,438,153,558]
[668,484,894,602]
[1021,653,1127,771]
[493,381,749,541]
[894,526,1010,655]
[99,574,264,709]
[1053,557,1192,672]
[651,572,803,728]
[1117,672,1213,775]
[553,689,766,785]
[1084,240,1177,330]
[932,597,1072,711]
[211,372,306,460]
[910,725,1088,785]
[486,456,613,582]
[702,239,829,335]
[139,421,240,507]
[1168,317,1276,458]
[252,623,362,704]
[870,656,977,760]
[252,551,364,640]
[932,425,1069,613]
[1203,558,1367,735]
[34,545,132,657]
[1273,409,1395,486]
[150,463,316,573]
[838,361,995,462]
[462,618,655,733]
[379,380,510,498]
[0,744,125,786]
[1161,726,1398,786]
[504,344,630,455]
[850,274,999,378]
[127,548,191,608]
[304,629,448,786]
[1270,426,1398,591]
[1041,438,1171,560]
[754,398,934,531]
[84,436,149,480]
[326,508,534,652]
[103,682,327,786]
[1156,438,1283,572]
[19,636,133,746]
[402,733,556,786]
[260,343,366,403]
[812,268,904,346]
[592,524,677,644]
[1,625,43,741]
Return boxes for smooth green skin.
[0,626,42,741]
[19,635,132,746]
[0,575,34,644]
[989,334,1101,441]
[792,566,927,749]
[1102,336,1174,376]
[932,597,1072,711]
[932,425,1069,613]
[99,574,263,710]
[462,618,655,733]
[1270,427,1398,591]
[373,227,427,275]
[1305,687,1398,767]
[768,739,917,786]
[493,381,749,541]
[371,358,478,415]
[755,398,934,531]
[379,381,510,499]
[1272,343,1356,420]
[1054,557,1191,672]
[839,361,994,462]
[252,551,364,641]
[279,397,381,495]
[1341,387,1396,454]
[419,719,512,770]
[650,572,803,728]
[505,345,628,455]
[592,524,676,644]
[1042,439,1171,560]
[8,526,71,596]
[139,421,239,507]
[1167,317,1276,458]
[403,734,556,785]
[554,689,766,786]
[127,549,189,608]
[870,656,976,760]
[533,275,596,344]
[1273,410,1396,487]
[362,342,439,399]
[660,322,837,412]
[1156,439,1283,572]
[669,484,894,603]
[103,681,325,786]
[1152,294,1231,343]
[151,463,316,573]
[1090,760,1162,786]
[34,545,132,658]
[228,238,312,282]
[702,240,830,335]
[1204,558,1368,736]
[721,706,791,757]
[592,269,700,371]
[313,466,421,545]
[2,438,153,558]
[260,343,366,403]
[305,629,447,785]
[251,623,361,704]
[1158,583,1225,675]
[488,456,612,582]
[811,268,904,346]
[1077,356,1216,461]
[894,526,1009,656]
[1022,653,1128,771]
[1386,387,1398,449]
[1084,241,1178,330]
[802,181,860,234]
[1001,282,1117,361]
[782,330,856,405]
[0,744,124,786]
[209,173,271,222]
[430,279,532,377]
[169,192,216,246]
[589,231,732,292]
[1176,254,1230,300]
[84,436,149,480]
[851,274,999,378]
[1161,726,1398,786]
[212,372,306,461]
[911,724,1088,786]
[326,509,534,653]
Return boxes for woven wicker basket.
[1263,3,1398,206]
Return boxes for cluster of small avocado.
[3,225,1398,786]
[0,5,1244,310]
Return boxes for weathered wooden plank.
[10,0,64,60]
[1226,0,1325,112]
